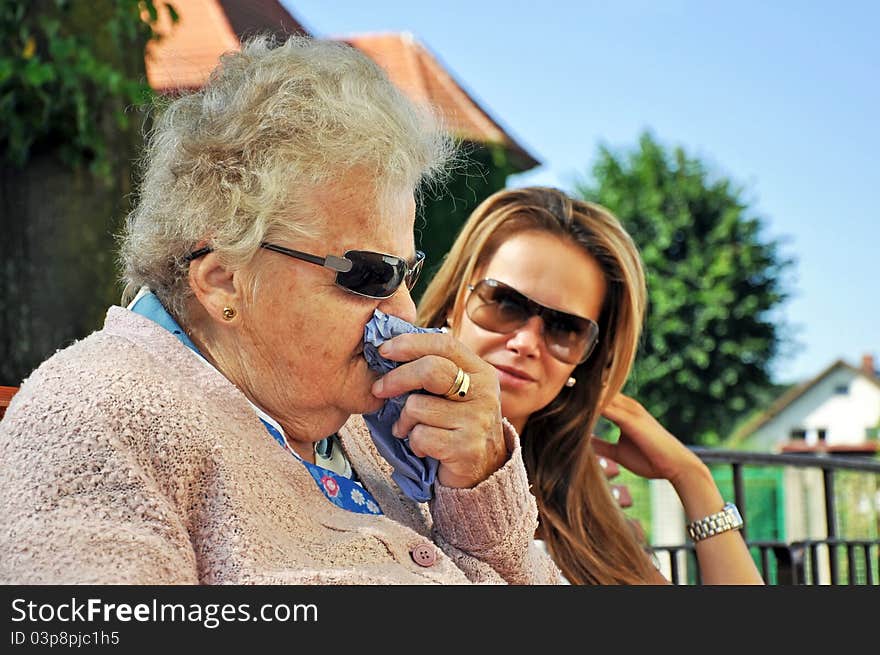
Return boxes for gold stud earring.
[222,307,237,321]
[565,376,576,388]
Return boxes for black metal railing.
[650,448,880,585]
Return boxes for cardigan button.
[410,541,437,567]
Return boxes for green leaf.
[21,60,56,86]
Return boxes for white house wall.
[649,479,687,582]
[784,467,831,583]
[745,367,880,450]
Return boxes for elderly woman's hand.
[370,332,507,489]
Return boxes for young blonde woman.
[417,186,764,584]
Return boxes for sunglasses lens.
[405,251,425,290]
[336,251,405,298]
[544,313,599,364]
[467,281,531,332]
[467,279,599,364]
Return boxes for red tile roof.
[146,0,244,93]
[145,1,539,170]
[780,441,879,455]
[343,33,539,171]
[215,0,311,39]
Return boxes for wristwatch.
[686,502,744,542]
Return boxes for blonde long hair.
[418,186,659,584]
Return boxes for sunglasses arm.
[323,254,353,273]
[259,242,354,273]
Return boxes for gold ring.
[443,367,471,399]
[456,371,470,398]
[443,367,465,398]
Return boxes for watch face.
[725,503,744,527]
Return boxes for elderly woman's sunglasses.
[466,278,600,364]
[186,243,425,300]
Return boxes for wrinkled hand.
[370,332,507,489]
[591,393,705,486]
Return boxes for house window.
[790,428,807,440]
[834,384,849,395]
[817,429,827,442]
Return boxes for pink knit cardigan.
[0,307,562,585]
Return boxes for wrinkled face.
[454,230,607,433]
[237,176,419,441]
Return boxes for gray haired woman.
[0,36,561,585]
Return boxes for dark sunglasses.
[466,278,600,364]
[186,243,425,300]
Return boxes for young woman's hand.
[591,392,707,487]
[594,394,765,585]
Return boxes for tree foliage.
[0,0,176,175]
[576,132,793,445]
[0,1,175,386]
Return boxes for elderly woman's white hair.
[120,35,452,320]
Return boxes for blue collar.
[128,290,201,356]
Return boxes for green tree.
[0,0,174,386]
[576,131,793,445]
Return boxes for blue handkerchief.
[362,309,442,502]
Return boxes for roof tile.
[144,1,539,170]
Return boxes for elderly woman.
[0,36,561,585]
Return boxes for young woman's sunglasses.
[466,278,600,364]
[186,243,425,300]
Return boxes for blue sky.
[282,0,879,384]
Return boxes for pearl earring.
[565,377,576,388]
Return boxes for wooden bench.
[0,386,19,420]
